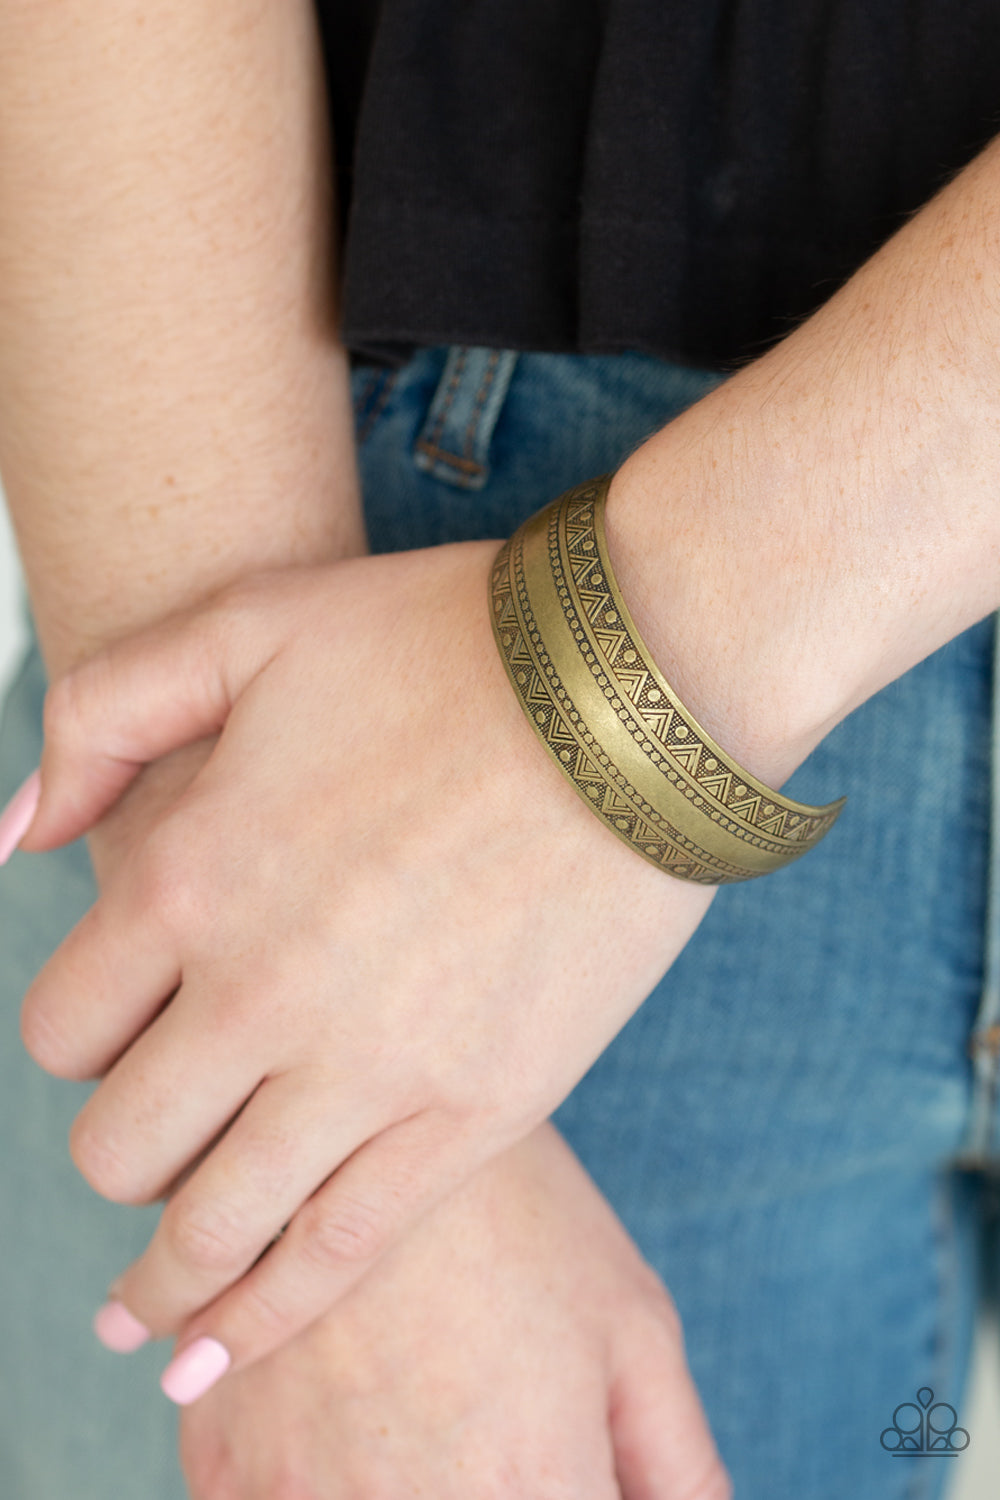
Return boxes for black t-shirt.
[317,1,1000,370]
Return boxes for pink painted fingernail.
[0,768,41,866]
[93,1300,151,1353]
[160,1337,231,1405]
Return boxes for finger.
[20,877,181,1080]
[66,974,273,1205]
[19,576,291,856]
[156,1111,479,1405]
[610,1303,731,1500]
[104,1068,385,1332]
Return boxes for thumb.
[18,583,284,854]
[609,1300,732,1500]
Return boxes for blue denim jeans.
[1,344,996,1498]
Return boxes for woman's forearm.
[0,0,364,682]
[606,132,1000,787]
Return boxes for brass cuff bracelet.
[489,472,845,884]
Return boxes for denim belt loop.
[414,346,519,491]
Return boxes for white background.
[0,504,996,1493]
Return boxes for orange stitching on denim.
[414,442,484,475]
[462,349,502,460]
[421,347,468,455]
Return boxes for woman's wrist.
[602,401,847,792]
[604,133,1000,790]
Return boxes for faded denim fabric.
[0,345,995,1497]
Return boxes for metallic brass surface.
[490,472,845,883]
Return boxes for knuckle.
[43,651,119,754]
[69,1119,146,1203]
[163,1201,249,1277]
[633,1264,685,1342]
[41,667,89,748]
[20,996,76,1076]
[213,571,269,616]
[209,573,278,652]
[299,1195,387,1273]
[133,818,206,933]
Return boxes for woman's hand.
[179,1123,730,1500]
[18,543,717,1389]
[82,738,219,893]
[55,707,727,1495]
